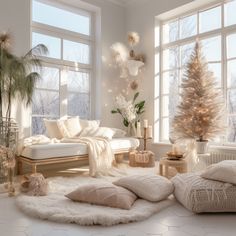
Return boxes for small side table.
[159,157,187,179]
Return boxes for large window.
[31,0,94,134]
[155,0,236,144]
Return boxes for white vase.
[196,140,208,154]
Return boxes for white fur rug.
[16,165,174,226]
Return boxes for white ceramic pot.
[196,140,208,154]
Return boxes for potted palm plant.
[0,32,47,195]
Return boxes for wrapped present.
[129,150,155,167]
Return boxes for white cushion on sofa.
[113,175,174,202]
[79,119,100,129]
[112,128,126,138]
[57,117,82,138]
[201,160,236,185]
[79,127,115,140]
[43,119,62,139]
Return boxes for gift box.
[129,150,155,167]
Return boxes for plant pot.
[196,140,208,154]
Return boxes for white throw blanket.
[61,137,115,177]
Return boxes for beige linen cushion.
[57,117,82,138]
[172,172,236,213]
[79,127,115,140]
[201,160,236,185]
[113,175,174,202]
[65,183,137,210]
[79,119,100,129]
[43,119,62,139]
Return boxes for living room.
[0,0,236,235]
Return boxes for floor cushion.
[201,160,236,185]
[65,182,137,210]
[113,175,174,202]
[172,172,236,213]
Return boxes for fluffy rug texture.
[16,164,174,226]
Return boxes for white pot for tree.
[196,140,208,154]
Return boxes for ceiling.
[105,0,146,7]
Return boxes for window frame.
[155,0,236,145]
[30,0,100,135]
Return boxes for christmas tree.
[172,42,225,142]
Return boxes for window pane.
[32,117,46,135]
[227,34,236,59]
[32,90,59,116]
[228,116,236,142]
[67,71,89,93]
[163,47,179,70]
[201,36,221,62]
[180,42,194,67]
[68,93,90,118]
[162,71,178,94]
[36,67,59,90]
[228,89,236,114]
[199,6,221,33]
[180,14,197,39]
[163,20,179,44]
[225,0,236,27]
[162,118,169,140]
[208,63,221,87]
[32,32,61,59]
[63,40,90,64]
[32,0,90,35]
[227,60,236,88]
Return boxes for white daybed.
[18,137,139,174]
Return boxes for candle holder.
[137,127,152,151]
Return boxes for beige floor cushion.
[172,172,236,213]
[65,182,137,210]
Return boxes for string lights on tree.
[171,42,225,152]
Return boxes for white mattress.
[21,138,140,160]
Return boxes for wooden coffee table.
[159,157,187,179]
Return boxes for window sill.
[152,142,236,151]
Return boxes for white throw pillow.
[113,175,174,202]
[201,160,236,185]
[112,128,127,138]
[79,119,100,129]
[43,119,63,139]
[57,117,82,138]
[79,127,115,140]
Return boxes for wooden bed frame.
[17,150,129,174]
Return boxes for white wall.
[125,0,194,158]
[0,0,32,138]
[81,0,127,128]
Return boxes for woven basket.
[129,150,155,167]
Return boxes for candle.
[136,121,142,137]
[148,125,152,138]
[143,119,148,128]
